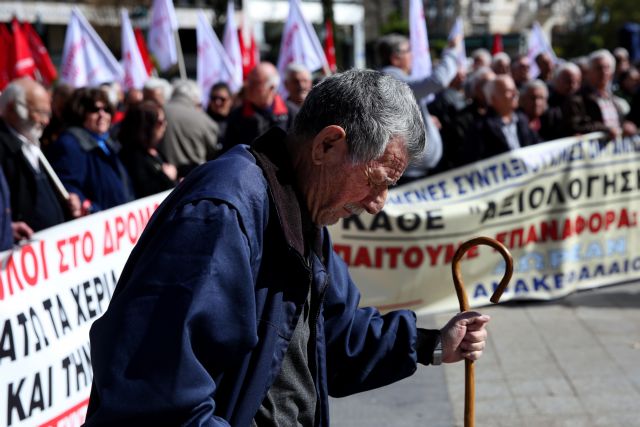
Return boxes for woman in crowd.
[46,87,134,214]
[118,100,177,198]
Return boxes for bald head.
[246,62,280,109]
[0,78,51,143]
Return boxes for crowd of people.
[1,36,638,250]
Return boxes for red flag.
[11,18,36,79]
[134,27,154,76]
[238,27,259,78]
[491,33,503,55]
[0,24,12,89]
[23,22,57,85]
[323,19,337,73]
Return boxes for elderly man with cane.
[84,69,490,427]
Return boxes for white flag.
[527,21,557,78]
[409,0,432,79]
[447,17,467,68]
[223,0,243,93]
[60,7,124,87]
[121,9,150,90]
[196,11,237,107]
[148,0,179,71]
[276,0,328,93]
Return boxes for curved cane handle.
[451,236,513,427]
[452,236,514,312]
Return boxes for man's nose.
[362,188,388,215]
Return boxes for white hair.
[588,49,616,70]
[521,79,549,98]
[553,62,581,82]
[171,79,202,104]
[0,81,28,119]
[492,52,511,66]
[285,62,311,81]
[483,75,514,104]
[472,48,491,65]
[144,77,173,102]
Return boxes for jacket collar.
[66,127,121,154]
[249,127,315,257]
[242,95,289,118]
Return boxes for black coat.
[119,145,177,199]
[223,95,299,151]
[461,109,540,165]
[0,119,67,230]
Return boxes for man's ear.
[310,125,347,165]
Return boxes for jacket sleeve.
[86,198,258,426]
[407,48,459,101]
[46,132,91,205]
[321,234,420,397]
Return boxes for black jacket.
[0,119,67,230]
[462,109,540,165]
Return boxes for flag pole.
[174,30,187,79]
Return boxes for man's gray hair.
[0,81,28,119]
[483,75,514,104]
[292,69,425,164]
[521,79,549,98]
[171,79,202,104]
[285,62,311,80]
[589,49,616,70]
[377,33,409,67]
[472,48,491,65]
[144,77,173,102]
[553,61,581,81]
[492,52,511,67]
[465,66,495,99]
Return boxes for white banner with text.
[329,133,640,314]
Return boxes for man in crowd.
[511,55,532,89]
[0,78,81,235]
[519,79,560,141]
[463,74,539,164]
[224,62,299,150]
[284,62,313,107]
[442,67,496,170]
[143,77,173,106]
[84,69,490,427]
[564,49,637,138]
[548,62,582,109]
[535,52,555,83]
[471,48,492,72]
[491,52,511,75]
[160,79,221,178]
[377,33,460,183]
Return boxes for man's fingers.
[460,339,486,353]
[463,329,487,343]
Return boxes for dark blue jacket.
[85,128,420,426]
[47,127,134,212]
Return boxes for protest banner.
[0,192,167,427]
[329,133,640,314]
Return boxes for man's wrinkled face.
[589,57,613,91]
[391,42,412,74]
[521,86,548,119]
[285,71,312,106]
[247,69,276,109]
[555,70,581,97]
[491,77,518,116]
[18,87,51,144]
[310,137,408,226]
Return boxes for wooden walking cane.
[451,236,513,427]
